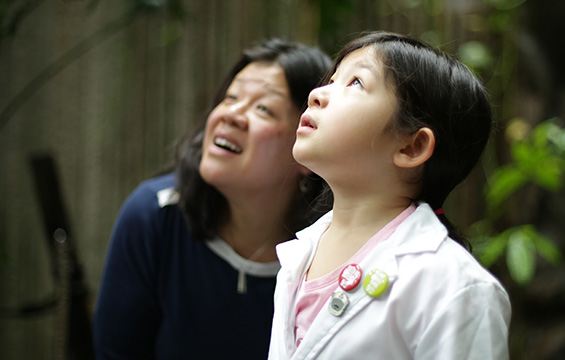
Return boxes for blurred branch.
[0,12,136,133]
[0,0,45,40]
[0,0,188,133]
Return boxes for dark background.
[1,0,564,359]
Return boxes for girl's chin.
[292,144,311,163]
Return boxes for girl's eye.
[349,77,362,88]
[225,94,237,102]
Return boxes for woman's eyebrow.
[233,77,286,98]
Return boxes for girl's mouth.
[299,114,317,129]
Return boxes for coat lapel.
[291,204,447,359]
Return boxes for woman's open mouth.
[214,136,242,154]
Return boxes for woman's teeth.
[214,137,242,154]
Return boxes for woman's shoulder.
[116,173,182,230]
[124,173,178,209]
[110,173,191,256]
[132,173,177,200]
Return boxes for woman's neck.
[218,191,294,262]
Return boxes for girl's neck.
[305,193,411,281]
[329,190,412,234]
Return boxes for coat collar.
[275,210,333,279]
[277,203,447,269]
[276,203,449,359]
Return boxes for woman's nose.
[223,103,248,130]
[307,85,329,108]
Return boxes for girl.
[269,32,511,359]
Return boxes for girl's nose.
[307,85,329,108]
[223,103,248,130]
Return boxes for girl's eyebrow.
[350,60,381,78]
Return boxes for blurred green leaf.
[541,119,565,151]
[489,11,513,32]
[531,230,563,265]
[486,165,528,208]
[458,41,492,71]
[477,231,509,267]
[532,157,563,190]
[511,141,544,168]
[486,0,527,10]
[401,0,424,9]
[483,119,565,217]
[420,30,441,49]
[532,122,553,147]
[506,230,536,285]
[424,0,443,16]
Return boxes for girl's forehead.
[337,47,384,76]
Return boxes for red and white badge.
[339,264,362,291]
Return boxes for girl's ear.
[393,127,435,168]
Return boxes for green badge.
[363,269,388,297]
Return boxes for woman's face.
[200,62,303,198]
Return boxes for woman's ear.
[393,127,435,168]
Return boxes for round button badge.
[339,264,362,291]
[328,291,349,317]
[363,268,389,298]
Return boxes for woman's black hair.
[325,32,493,250]
[175,39,333,241]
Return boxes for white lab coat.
[269,203,511,360]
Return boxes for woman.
[93,39,332,359]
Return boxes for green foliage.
[473,119,565,285]
[487,119,565,211]
[455,0,563,287]
[475,224,562,286]
[476,224,561,285]
[458,41,493,72]
[485,0,527,11]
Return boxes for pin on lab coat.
[268,203,511,360]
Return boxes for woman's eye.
[257,104,271,115]
[225,94,237,102]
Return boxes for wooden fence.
[1,0,555,359]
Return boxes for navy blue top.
[93,173,280,359]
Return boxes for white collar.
[276,203,448,275]
[205,237,281,277]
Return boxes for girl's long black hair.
[325,32,493,250]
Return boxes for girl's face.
[200,62,303,197]
[293,46,400,185]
